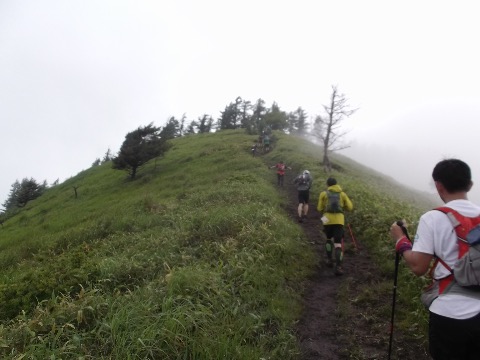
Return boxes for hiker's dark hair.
[326,177,337,186]
[432,159,471,193]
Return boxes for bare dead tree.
[313,85,358,172]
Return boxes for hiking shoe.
[298,217,303,223]
[335,266,344,276]
[326,259,334,268]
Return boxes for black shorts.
[298,190,309,204]
[429,311,480,359]
[323,224,344,243]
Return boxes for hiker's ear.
[435,181,451,202]
[467,181,473,192]
[434,181,444,194]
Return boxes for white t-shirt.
[413,199,480,319]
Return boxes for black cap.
[326,177,337,186]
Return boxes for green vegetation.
[0,130,436,358]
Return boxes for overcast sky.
[1,0,480,209]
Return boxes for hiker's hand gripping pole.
[394,220,412,255]
[396,220,411,240]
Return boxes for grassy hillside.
[0,130,436,358]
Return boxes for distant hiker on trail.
[258,133,264,145]
[293,170,313,223]
[270,161,291,186]
[251,142,258,157]
[317,177,353,276]
[263,134,271,153]
[390,159,480,359]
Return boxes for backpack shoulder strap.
[431,207,461,274]
[435,206,480,240]
[434,206,480,259]
[435,206,462,232]
[432,207,480,295]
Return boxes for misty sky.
[1,1,480,209]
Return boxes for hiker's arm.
[317,192,325,212]
[401,250,432,276]
[343,193,354,211]
[390,223,432,276]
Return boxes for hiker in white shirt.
[391,159,480,359]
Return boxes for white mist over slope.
[339,116,480,205]
[2,0,480,210]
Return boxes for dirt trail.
[277,171,430,360]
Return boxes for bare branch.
[310,85,357,171]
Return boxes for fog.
[339,113,480,205]
[1,1,480,210]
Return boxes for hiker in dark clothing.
[263,134,271,153]
[293,170,313,223]
[251,142,258,157]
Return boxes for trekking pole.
[347,223,359,250]
[388,220,410,360]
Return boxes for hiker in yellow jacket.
[317,177,353,275]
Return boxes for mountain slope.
[0,130,433,359]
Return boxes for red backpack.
[421,207,480,307]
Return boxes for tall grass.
[0,130,315,359]
[0,130,435,358]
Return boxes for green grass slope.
[0,130,436,359]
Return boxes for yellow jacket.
[317,184,353,225]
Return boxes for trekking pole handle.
[396,220,411,241]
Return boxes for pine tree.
[112,123,170,179]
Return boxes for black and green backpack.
[326,191,343,213]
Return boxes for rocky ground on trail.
[279,173,431,360]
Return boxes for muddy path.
[276,171,430,360]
